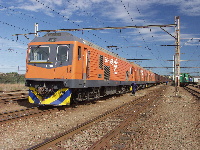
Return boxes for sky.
[0,0,199,76]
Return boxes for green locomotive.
[180,73,193,86]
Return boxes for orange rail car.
[25,32,166,105]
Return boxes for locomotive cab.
[25,33,77,105]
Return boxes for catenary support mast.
[175,16,180,95]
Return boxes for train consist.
[25,32,168,105]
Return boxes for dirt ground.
[0,85,199,149]
[131,85,199,149]
[0,84,28,91]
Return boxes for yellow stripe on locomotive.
[28,87,71,105]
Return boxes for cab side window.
[57,45,69,61]
[78,46,81,60]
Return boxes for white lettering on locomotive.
[105,57,118,74]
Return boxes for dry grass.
[0,83,28,91]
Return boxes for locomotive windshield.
[29,46,50,62]
[56,45,69,61]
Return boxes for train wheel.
[94,88,100,99]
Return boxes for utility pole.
[174,16,180,96]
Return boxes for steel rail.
[0,106,59,124]
[0,92,28,105]
[88,87,165,149]
[28,86,165,149]
[0,91,28,100]
[184,86,200,99]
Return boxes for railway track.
[0,91,28,104]
[0,106,65,124]
[0,90,23,93]
[184,85,200,99]
[28,85,166,149]
[0,90,28,95]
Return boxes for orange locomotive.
[25,32,163,105]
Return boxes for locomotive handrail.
[28,62,53,64]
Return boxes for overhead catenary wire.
[63,0,132,54]
[0,35,26,45]
[120,0,153,66]
[135,5,173,70]
[1,1,112,54]
[0,4,58,43]
[36,24,176,32]
[34,0,112,47]
[30,0,176,71]
[0,4,51,25]
[0,20,30,32]
[13,0,175,57]
[135,5,185,76]
[120,0,170,74]
[0,2,198,76]
[1,0,112,54]
[182,39,200,74]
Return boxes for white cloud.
[16,2,42,12]
[99,31,110,34]
[125,27,175,43]
[0,38,26,50]
[3,0,198,45]
[11,0,64,16]
[7,0,200,23]
[179,0,200,16]
[71,20,83,23]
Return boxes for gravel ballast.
[127,86,199,149]
[0,85,199,149]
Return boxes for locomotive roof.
[130,62,143,68]
[31,32,128,62]
[31,32,83,43]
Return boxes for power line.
[34,0,108,46]
[0,20,30,32]
[36,24,176,32]
[136,6,164,67]
[0,4,51,25]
